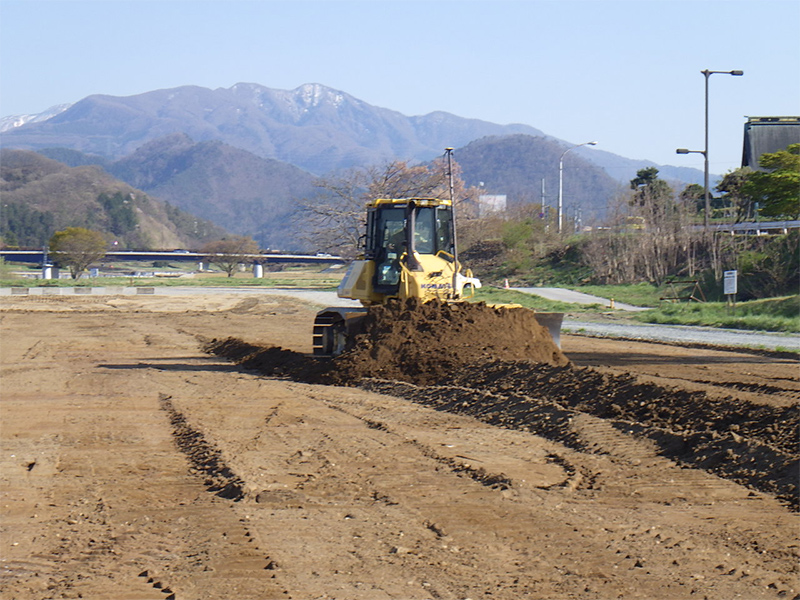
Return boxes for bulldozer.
[312,196,563,356]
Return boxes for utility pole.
[541,178,548,231]
[445,147,459,297]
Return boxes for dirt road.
[1,293,797,599]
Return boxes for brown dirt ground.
[1,293,798,600]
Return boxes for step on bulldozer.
[313,197,563,356]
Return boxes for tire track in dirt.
[330,408,514,491]
[156,392,284,596]
[205,338,798,510]
[159,393,246,501]
[362,376,798,510]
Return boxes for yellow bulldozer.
[313,196,563,356]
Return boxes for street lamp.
[558,141,597,234]
[676,148,706,157]
[694,69,743,228]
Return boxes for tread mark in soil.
[411,439,513,490]
[138,570,175,599]
[330,402,516,491]
[157,395,284,590]
[158,393,246,501]
[693,378,799,397]
[204,333,798,510]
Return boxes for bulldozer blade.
[532,312,564,348]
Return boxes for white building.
[478,194,507,217]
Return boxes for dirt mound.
[206,298,567,386]
[332,298,568,385]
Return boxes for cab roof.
[368,197,452,208]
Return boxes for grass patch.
[469,287,592,313]
[637,295,800,333]
[564,282,661,307]
[0,258,19,280]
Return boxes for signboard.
[723,270,738,295]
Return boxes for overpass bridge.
[0,250,345,266]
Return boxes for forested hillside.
[108,134,317,250]
[0,149,227,249]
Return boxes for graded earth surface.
[1,292,797,600]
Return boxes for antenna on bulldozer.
[445,147,459,298]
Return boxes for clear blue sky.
[1,0,798,174]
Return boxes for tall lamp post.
[558,141,597,234]
[680,69,743,228]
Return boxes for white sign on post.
[723,270,738,295]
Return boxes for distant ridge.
[1,83,708,186]
[0,82,712,247]
[0,103,72,132]
[107,133,317,250]
[0,83,545,175]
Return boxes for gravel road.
[513,286,649,311]
[563,319,800,351]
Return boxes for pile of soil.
[206,298,568,387]
[333,298,569,385]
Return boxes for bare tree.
[581,192,639,284]
[297,158,479,258]
[202,236,260,277]
[583,169,707,286]
[295,167,368,258]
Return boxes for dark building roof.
[742,116,800,170]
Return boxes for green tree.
[716,167,756,222]
[98,191,138,235]
[679,183,705,215]
[49,227,108,279]
[630,167,674,207]
[741,143,800,218]
[202,236,260,277]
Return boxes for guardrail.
[707,220,799,235]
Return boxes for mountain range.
[1,82,704,184]
[0,82,708,250]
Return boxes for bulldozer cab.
[366,199,454,295]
